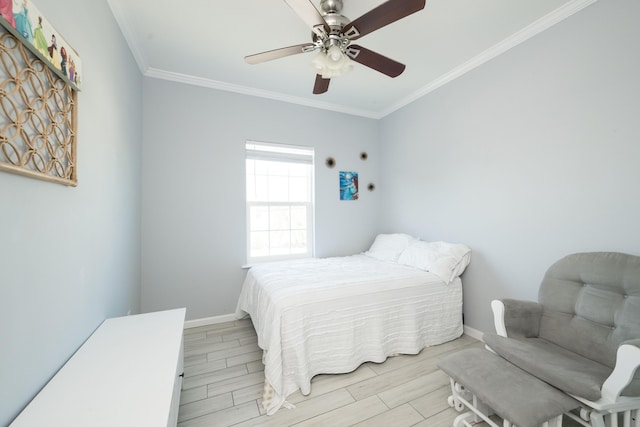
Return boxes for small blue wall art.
[339,171,358,200]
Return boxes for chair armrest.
[491,299,543,338]
[601,339,640,402]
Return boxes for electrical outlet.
[127,309,132,316]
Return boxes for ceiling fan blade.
[245,43,316,64]
[283,0,329,37]
[342,0,426,40]
[345,45,406,77]
[313,74,330,94]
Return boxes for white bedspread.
[235,254,463,414]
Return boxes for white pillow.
[365,233,416,262]
[397,240,471,283]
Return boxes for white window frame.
[245,141,315,264]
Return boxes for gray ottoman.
[438,348,579,427]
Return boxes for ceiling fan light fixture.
[310,46,353,79]
[327,45,343,62]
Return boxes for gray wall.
[141,78,381,320]
[0,0,143,424]
[379,0,640,333]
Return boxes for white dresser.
[11,308,186,427]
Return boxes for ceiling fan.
[245,0,426,94]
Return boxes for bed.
[235,234,471,414]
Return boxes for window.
[245,141,314,263]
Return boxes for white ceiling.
[107,0,595,119]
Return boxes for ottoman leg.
[448,378,497,426]
[454,412,483,427]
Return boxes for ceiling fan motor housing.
[320,0,343,14]
[313,0,350,54]
[320,0,349,34]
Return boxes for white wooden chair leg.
[590,412,606,427]
[607,412,619,427]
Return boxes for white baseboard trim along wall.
[186,313,485,343]
[463,325,484,342]
[184,313,237,329]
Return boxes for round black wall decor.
[325,157,336,168]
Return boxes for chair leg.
[622,409,640,427]
[589,412,606,427]
[591,412,621,427]
[577,408,640,427]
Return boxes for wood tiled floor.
[177,319,581,426]
[177,319,487,426]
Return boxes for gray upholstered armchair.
[485,252,640,427]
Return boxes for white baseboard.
[184,313,237,329]
[463,324,484,342]
[186,314,486,342]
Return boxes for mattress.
[235,254,463,414]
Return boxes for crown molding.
[109,0,597,120]
[106,0,149,74]
[379,0,598,117]
[144,68,381,119]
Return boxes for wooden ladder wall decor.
[0,23,78,186]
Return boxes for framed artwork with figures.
[0,0,82,89]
